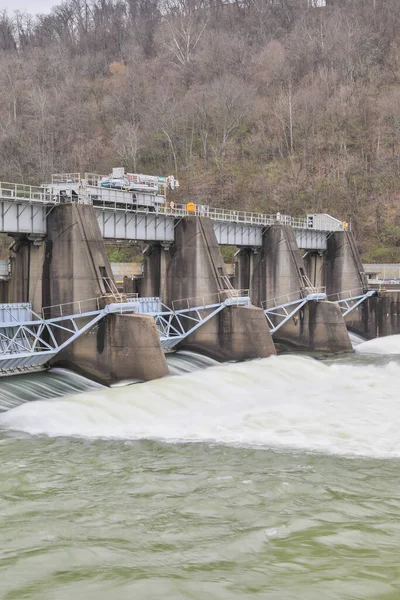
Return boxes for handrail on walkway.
[42,293,139,319]
[171,289,250,312]
[262,287,326,310]
[0,182,56,204]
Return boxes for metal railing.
[92,201,345,232]
[262,287,326,310]
[42,293,139,319]
[52,173,81,184]
[326,288,376,316]
[171,289,250,312]
[0,182,55,204]
[326,288,367,302]
[0,176,347,234]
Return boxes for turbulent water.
[0,368,102,413]
[2,344,400,598]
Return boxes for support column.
[9,235,45,314]
[303,251,325,288]
[233,247,258,291]
[140,243,170,300]
[42,204,116,312]
[163,217,230,305]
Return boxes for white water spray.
[1,354,400,458]
[356,334,400,355]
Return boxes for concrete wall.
[51,313,169,385]
[325,231,366,295]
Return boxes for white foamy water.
[1,354,400,458]
[355,334,400,354]
[348,331,366,347]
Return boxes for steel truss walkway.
[136,292,250,351]
[263,288,377,334]
[262,290,327,334]
[327,289,377,316]
[0,298,142,373]
[0,287,377,375]
[0,291,250,374]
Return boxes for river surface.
[1,343,400,599]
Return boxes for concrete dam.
[0,171,394,385]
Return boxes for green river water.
[1,341,400,600]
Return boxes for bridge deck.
[0,180,345,249]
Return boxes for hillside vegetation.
[0,0,399,259]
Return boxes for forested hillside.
[0,0,399,259]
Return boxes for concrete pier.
[42,203,115,311]
[250,225,307,307]
[42,203,169,383]
[303,252,325,289]
[325,231,366,296]
[140,243,170,300]
[248,225,351,353]
[51,313,169,385]
[180,304,276,361]
[163,217,230,305]
[146,217,276,359]
[274,300,353,353]
[233,248,256,291]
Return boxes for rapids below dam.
[1,342,400,598]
